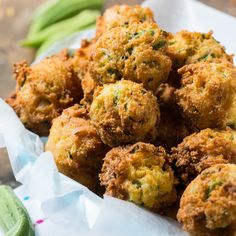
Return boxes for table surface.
[0,0,236,187]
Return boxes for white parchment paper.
[0,0,235,235]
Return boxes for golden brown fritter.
[167,31,233,69]
[100,142,177,212]
[90,22,172,93]
[165,31,233,94]
[72,39,93,81]
[72,40,96,110]
[172,128,236,186]
[156,106,189,151]
[45,104,107,192]
[175,62,236,131]
[6,50,82,136]
[96,5,155,38]
[80,72,97,110]
[89,80,159,147]
[177,164,236,236]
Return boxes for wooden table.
[0,0,236,187]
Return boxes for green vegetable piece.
[129,145,140,154]
[28,0,103,36]
[67,151,73,160]
[127,47,133,55]
[148,29,155,36]
[153,40,166,50]
[205,180,222,199]
[197,52,216,61]
[113,89,120,105]
[168,41,176,45]
[36,24,95,57]
[132,180,142,188]
[107,68,121,80]
[21,9,99,48]
[124,103,128,111]
[0,185,35,236]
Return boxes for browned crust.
[172,128,236,186]
[177,164,236,236]
[175,62,236,130]
[6,50,82,136]
[100,142,177,212]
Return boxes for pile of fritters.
[6,5,236,236]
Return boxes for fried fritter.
[6,50,82,136]
[172,128,236,186]
[165,31,233,93]
[167,31,233,69]
[89,80,159,147]
[72,40,96,109]
[100,142,177,212]
[177,164,236,236]
[90,22,172,93]
[80,72,97,110]
[156,106,189,151]
[72,39,93,81]
[45,104,107,192]
[96,5,155,38]
[175,62,236,130]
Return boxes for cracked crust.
[175,62,236,131]
[89,80,159,147]
[167,30,233,69]
[95,5,155,38]
[100,142,177,212]
[90,22,171,93]
[6,50,82,136]
[177,164,236,236]
[171,128,236,186]
[46,104,108,192]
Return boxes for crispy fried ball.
[167,31,233,68]
[172,128,236,186]
[90,22,172,93]
[156,106,189,151]
[165,30,233,93]
[6,51,82,136]
[72,39,93,80]
[45,104,107,192]
[96,5,154,38]
[100,142,177,212]
[80,72,97,111]
[89,80,159,147]
[177,164,236,236]
[176,62,236,130]
[72,40,96,109]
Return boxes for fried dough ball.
[89,80,159,147]
[90,22,172,93]
[100,142,177,212]
[177,164,236,236]
[80,72,97,111]
[176,62,236,130]
[172,128,236,186]
[6,51,82,136]
[45,104,107,192]
[96,5,154,38]
[72,40,96,109]
[156,106,189,151]
[72,39,93,80]
[167,31,233,68]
